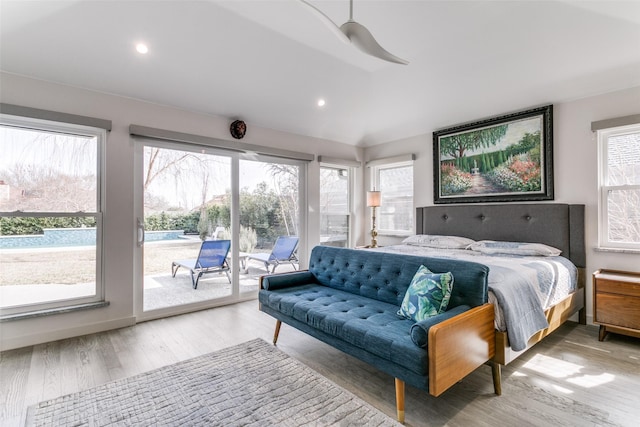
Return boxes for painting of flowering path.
[439,117,544,198]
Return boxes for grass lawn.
[0,240,207,286]
[0,239,270,286]
[0,248,97,286]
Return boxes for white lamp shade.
[366,190,381,207]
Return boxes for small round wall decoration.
[230,120,247,139]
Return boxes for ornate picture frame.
[433,105,553,204]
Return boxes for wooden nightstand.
[593,269,640,341]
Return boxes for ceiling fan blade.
[299,0,350,44]
[340,21,409,65]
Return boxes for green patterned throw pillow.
[398,266,454,322]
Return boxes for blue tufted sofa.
[259,246,499,423]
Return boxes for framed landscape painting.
[433,105,553,204]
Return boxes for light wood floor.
[1,300,639,426]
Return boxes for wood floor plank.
[105,325,143,379]
[1,300,639,427]
[0,346,31,424]
[21,341,59,419]
[94,331,124,382]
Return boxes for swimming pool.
[0,228,186,249]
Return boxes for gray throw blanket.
[487,265,549,351]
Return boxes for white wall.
[0,72,364,350]
[363,86,640,323]
[2,72,637,350]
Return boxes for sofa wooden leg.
[395,378,405,424]
[490,361,502,396]
[273,320,282,345]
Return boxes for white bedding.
[373,244,578,333]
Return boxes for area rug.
[26,338,399,426]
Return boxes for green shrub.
[0,216,96,236]
[214,226,257,253]
[239,226,257,253]
[144,212,199,234]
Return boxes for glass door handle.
[137,218,145,247]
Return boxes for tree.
[143,147,229,212]
[197,206,210,240]
[143,147,193,192]
[1,128,98,213]
[1,163,95,212]
[267,164,299,236]
[221,182,278,245]
[440,125,508,159]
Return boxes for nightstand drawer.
[593,269,640,341]
[596,277,640,297]
[595,293,640,330]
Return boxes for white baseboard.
[0,316,136,351]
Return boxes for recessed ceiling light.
[136,43,149,54]
[317,99,326,107]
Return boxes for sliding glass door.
[139,145,233,315]
[135,140,306,320]
[239,158,301,296]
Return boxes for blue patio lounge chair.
[171,239,231,289]
[247,236,299,274]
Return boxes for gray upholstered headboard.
[415,204,585,268]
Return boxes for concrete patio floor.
[0,261,297,312]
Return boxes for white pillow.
[402,234,475,249]
[469,240,562,257]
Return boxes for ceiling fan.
[300,0,409,65]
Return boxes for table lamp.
[366,190,381,248]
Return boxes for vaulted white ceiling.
[1,0,639,146]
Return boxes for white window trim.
[368,155,415,236]
[597,123,640,250]
[0,114,106,317]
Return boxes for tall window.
[597,123,640,249]
[370,157,414,235]
[320,165,353,247]
[0,116,104,316]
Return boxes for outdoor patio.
[143,261,297,312]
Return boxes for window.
[320,165,353,247]
[0,115,105,316]
[370,157,414,235]
[597,123,640,249]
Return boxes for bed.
[380,203,586,376]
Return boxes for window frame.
[0,114,106,316]
[370,157,414,236]
[319,162,355,248]
[597,122,640,250]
